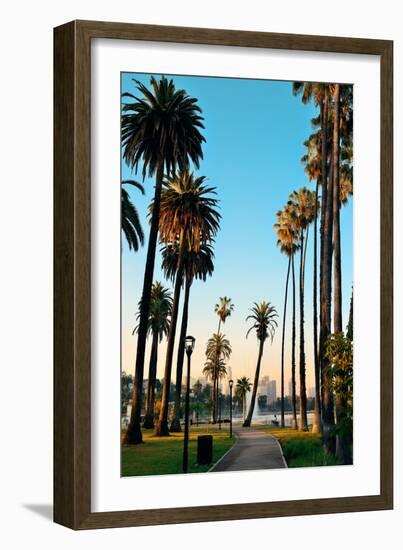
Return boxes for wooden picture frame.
[54,20,393,529]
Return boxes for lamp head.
[185,335,196,354]
[229,379,234,389]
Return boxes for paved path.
[210,428,287,472]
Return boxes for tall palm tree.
[274,208,299,428]
[288,188,317,431]
[333,83,354,464]
[133,282,172,429]
[168,242,215,432]
[122,76,206,444]
[214,297,235,334]
[293,82,331,437]
[154,171,220,436]
[243,302,278,427]
[332,83,342,336]
[301,132,322,433]
[204,333,232,421]
[323,84,353,455]
[121,180,145,251]
[203,357,228,417]
[274,203,299,429]
[213,297,234,420]
[332,83,353,337]
[235,377,252,422]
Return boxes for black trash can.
[197,435,213,464]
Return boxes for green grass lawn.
[122,425,236,477]
[259,426,337,468]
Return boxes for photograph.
[120,72,353,477]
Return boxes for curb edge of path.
[272,435,288,468]
[208,434,239,473]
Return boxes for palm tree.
[121,180,145,251]
[133,282,172,429]
[154,171,220,436]
[203,357,228,418]
[205,334,232,370]
[213,297,234,420]
[243,302,278,427]
[332,83,352,337]
[168,242,215,432]
[274,209,299,428]
[322,84,353,454]
[214,297,235,334]
[204,333,232,421]
[333,84,354,464]
[122,76,206,444]
[235,377,252,422]
[288,188,317,431]
[278,204,300,430]
[301,132,322,433]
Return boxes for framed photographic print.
[54,20,393,529]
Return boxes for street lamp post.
[182,335,195,474]
[218,386,222,430]
[229,379,233,438]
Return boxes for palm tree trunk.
[302,224,309,284]
[319,92,328,391]
[212,377,217,423]
[291,255,297,430]
[312,177,321,434]
[125,164,164,445]
[154,236,186,437]
[299,229,308,431]
[332,84,351,464]
[243,392,246,421]
[280,257,291,427]
[322,152,336,455]
[143,332,159,429]
[243,339,265,427]
[347,289,353,340]
[170,276,191,432]
[333,84,342,336]
[214,318,222,423]
[214,375,220,423]
[217,319,222,335]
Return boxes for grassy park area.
[122,425,236,476]
[260,426,338,468]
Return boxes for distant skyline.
[121,72,353,391]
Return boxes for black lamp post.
[218,385,222,430]
[229,379,233,438]
[182,335,195,474]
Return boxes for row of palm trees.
[274,82,353,464]
[201,299,278,428]
[202,297,235,422]
[122,76,223,444]
[275,188,318,431]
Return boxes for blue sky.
[121,72,353,391]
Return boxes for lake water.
[232,410,315,427]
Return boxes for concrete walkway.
[210,428,287,472]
